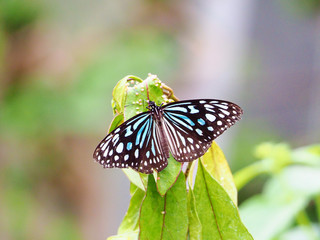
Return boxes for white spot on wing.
[101,142,108,151]
[220,109,230,115]
[116,142,124,153]
[196,129,203,136]
[215,104,229,109]
[188,105,199,114]
[113,134,119,142]
[206,114,216,122]
[135,149,139,158]
[177,131,186,146]
[108,149,113,157]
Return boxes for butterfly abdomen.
[156,121,170,159]
[149,101,170,159]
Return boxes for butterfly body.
[93,99,243,174]
[147,101,170,159]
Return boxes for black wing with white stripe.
[162,99,243,162]
[93,112,168,174]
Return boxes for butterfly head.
[146,101,163,120]
[147,100,156,107]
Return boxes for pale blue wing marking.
[133,115,149,130]
[197,118,206,125]
[165,112,195,129]
[126,142,133,150]
[140,118,152,148]
[136,120,149,145]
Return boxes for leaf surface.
[118,187,145,234]
[200,142,237,205]
[187,186,202,240]
[161,172,188,239]
[139,173,188,240]
[123,169,147,191]
[155,155,181,196]
[107,230,138,240]
[193,161,253,240]
[108,114,124,132]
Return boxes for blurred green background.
[0,0,319,239]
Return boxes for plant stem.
[233,161,268,190]
[161,84,179,102]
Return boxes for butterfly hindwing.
[162,99,243,162]
[93,112,168,174]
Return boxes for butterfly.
[93,99,243,174]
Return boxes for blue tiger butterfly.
[93,99,243,174]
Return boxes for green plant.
[237,143,320,240]
[103,74,253,240]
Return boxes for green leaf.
[139,173,188,240]
[124,74,165,121]
[292,144,320,166]
[139,175,165,239]
[240,195,306,240]
[108,114,124,133]
[187,186,202,240]
[201,141,237,205]
[144,74,166,103]
[123,169,148,191]
[154,155,182,196]
[277,225,320,240]
[118,187,145,234]
[129,182,138,196]
[161,172,188,239]
[187,161,198,187]
[107,230,139,240]
[193,161,253,240]
[271,166,320,197]
[240,165,320,240]
[254,142,292,172]
[112,75,139,115]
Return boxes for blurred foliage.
[0,0,178,239]
[0,0,42,33]
[280,0,320,17]
[0,29,178,138]
[237,143,320,240]
[231,122,282,204]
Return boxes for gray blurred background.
[0,0,319,239]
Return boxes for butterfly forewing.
[93,98,242,173]
[162,99,243,162]
[93,112,168,174]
